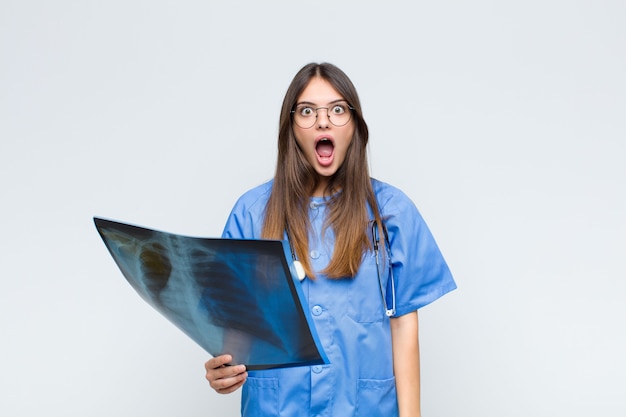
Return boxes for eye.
[331,104,346,115]
[299,106,314,117]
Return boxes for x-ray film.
[94,217,329,370]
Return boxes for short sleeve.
[375,181,456,316]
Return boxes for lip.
[314,135,335,145]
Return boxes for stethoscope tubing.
[372,220,396,317]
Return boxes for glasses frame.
[290,102,355,129]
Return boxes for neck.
[311,177,330,197]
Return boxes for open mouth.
[315,138,334,158]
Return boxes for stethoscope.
[286,220,396,318]
[371,220,396,317]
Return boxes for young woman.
[205,62,456,417]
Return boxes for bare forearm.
[391,310,421,417]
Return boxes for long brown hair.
[262,63,382,279]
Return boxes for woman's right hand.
[204,355,248,394]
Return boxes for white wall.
[1,1,624,416]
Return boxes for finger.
[206,363,247,383]
[214,371,248,394]
[204,354,233,371]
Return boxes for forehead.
[297,77,345,104]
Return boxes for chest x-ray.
[94,217,328,370]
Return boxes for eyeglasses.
[291,101,354,129]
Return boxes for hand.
[204,355,247,394]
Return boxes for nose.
[316,108,331,129]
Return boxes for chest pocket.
[347,252,388,323]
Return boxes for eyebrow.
[295,99,348,107]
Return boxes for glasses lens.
[293,103,353,129]
[328,103,352,127]
[293,105,316,128]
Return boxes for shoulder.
[230,180,273,213]
[371,178,419,218]
[222,180,273,239]
[370,178,433,238]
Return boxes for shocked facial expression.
[293,77,355,195]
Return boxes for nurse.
[205,62,456,416]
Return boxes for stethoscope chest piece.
[293,260,306,281]
[286,229,307,281]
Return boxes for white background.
[1,1,624,416]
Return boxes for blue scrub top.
[222,179,456,417]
